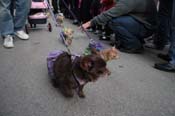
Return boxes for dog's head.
[80,54,110,81]
[56,13,64,23]
[102,47,119,61]
[91,46,119,61]
[63,28,74,39]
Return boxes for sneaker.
[15,30,29,40]
[3,35,14,48]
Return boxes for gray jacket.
[91,0,158,30]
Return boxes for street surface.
[0,18,175,116]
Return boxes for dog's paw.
[60,88,74,98]
[78,91,86,98]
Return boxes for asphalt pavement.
[0,18,175,116]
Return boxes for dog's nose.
[106,70,111,76]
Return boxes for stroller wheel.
[48,23,52,32]
[34,24,36,28]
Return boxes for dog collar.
[72,71,87,86]
[71,56,88,86]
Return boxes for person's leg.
[14,0,30,31]
[0,0,14,36]
[71,0,80,24]
[169,0,175,66]
[60,0,70,18]
[0,0,14,48]
[52,0,58,14]
[155,0,175,72]
[57,0,60,12]
[108,16,151,53]
[14,0,30,40]
[153,0,172,49]
[80,0,92,23]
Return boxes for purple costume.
[47,50,86,85]
[47,50,64,77]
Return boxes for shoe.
[15,30,29,40]
[72,20,79,25]
[3,35,14,48]
[119,47,144,54]
[99,35,110,41]
[157,54,171,62]
[87,28,94,32]
[154,63,175,72]
[144,42,164,50]
[94,30,101,35]
[110,40,121,47]
[110,42,115,46]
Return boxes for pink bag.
[31,1,47,9]
[29,12,47,19]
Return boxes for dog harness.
[47,50,87,86]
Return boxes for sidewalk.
[0,18,174,116]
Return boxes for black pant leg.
[52,0,58,14]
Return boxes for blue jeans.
[169,0,175,65]
[0,0,30,36]
[108,16,152,50]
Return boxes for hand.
[79,21,91,31]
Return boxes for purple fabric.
[47,50,63,77]
[59,31,65,43]
[47,50,86,85]
[89,40,104,51]
[47,50,80,77]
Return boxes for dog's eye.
[97,71,103,74]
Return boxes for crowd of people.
[0,0,174,72]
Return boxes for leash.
[45,0,103,54]
[71,56,89,87]
[44,0,59,27]
[60,31,71,54]
[60,0,93,41]
[60,0,105,54]
[44,0,71,54]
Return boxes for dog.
[84,41,119,61]
[56,13,64,25]
[62,28,74,46]
[48,51,110,98]
[91,46,119,62]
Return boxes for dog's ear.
[90,47,99,55]
[80,56,94,72]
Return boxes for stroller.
[27,0,52,32]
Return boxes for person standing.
[154,0,175,72]
[0,0,30,48]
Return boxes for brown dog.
[53,52,110,98]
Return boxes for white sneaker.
[3,35,14,48]
[15,30,29,40]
